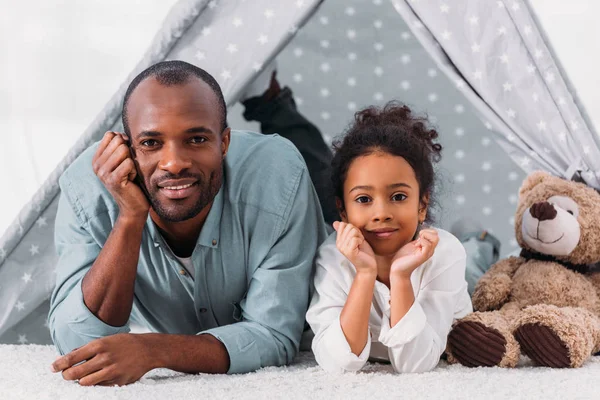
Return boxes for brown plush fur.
[515,171,600,265]
[447,171,600,368]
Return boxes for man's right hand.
[92,131,150,221]
[333,221,377,276]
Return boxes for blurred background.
[1,0,599,256]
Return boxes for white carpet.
[1,345,598,399]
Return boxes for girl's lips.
[368,229,399,239]
[159,182,198,200]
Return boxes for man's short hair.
[122,60,228,136]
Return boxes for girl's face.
[339,152,428,257]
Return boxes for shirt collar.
[146,185,224,250]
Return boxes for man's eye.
[191,136,207,144]
[392,193,407,201]
[141,139,158,147]
[356,196,371,204]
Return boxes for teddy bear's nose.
[530,201,557,221]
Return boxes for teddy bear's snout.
[529,201,557,221]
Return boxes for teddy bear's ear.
[519,171,551,198]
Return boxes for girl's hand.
[333,221,377,276]
[391,228,439,279]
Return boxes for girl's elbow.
[390,347,442,373]
[392,359,438,374]
[315,350,367,373]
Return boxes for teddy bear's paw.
[514,323,571,368]
[447,320,507,367]
[513,305,600,368]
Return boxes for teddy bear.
[446,171,600,368]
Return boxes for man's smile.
[158,181,199,200]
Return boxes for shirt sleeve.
[48,187,130,356]
[378,252,473,373]
[200,169,327,374]
[305,246,371,373]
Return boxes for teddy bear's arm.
[471,256,526,311]
[587,271,600,304]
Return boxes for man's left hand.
[51,333,155,386]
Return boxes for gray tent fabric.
[1,0,597,345]
[0,0,322,344]
[391,0,600,189]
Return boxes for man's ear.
[335,197,348,222]
[221,127,231,158]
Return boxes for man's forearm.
[81,215,145,326]
[144,333,230,374]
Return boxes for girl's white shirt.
[306,228,473,373]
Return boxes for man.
[48,60,327,386]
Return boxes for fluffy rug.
[2,345,598,399]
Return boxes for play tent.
[1,0,599,345]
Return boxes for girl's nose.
[372,203,393,222]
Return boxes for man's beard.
[148,168,223,223]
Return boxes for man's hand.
[51,334,154,386]
[92,131,150,221]
[390,228,439,280]
[333,221,377,276]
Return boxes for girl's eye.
[355,196,371,204]
[392,193,407,201]
[191,136,207,144]
[141,139,159,147]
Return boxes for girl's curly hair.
[331,101,442,224]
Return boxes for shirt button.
[212,239,217,246]
[179,269,187,275]
[199,308,208,313]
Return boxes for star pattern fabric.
[229,0,531,261]
[0,200,58,344]
[391,0,600,189]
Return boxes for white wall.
[528,0,600,136]
[0,0,178,235]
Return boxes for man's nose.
[158,144,192,175]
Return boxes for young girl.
[306,102,472,373]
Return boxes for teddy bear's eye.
[547,195,580,218]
